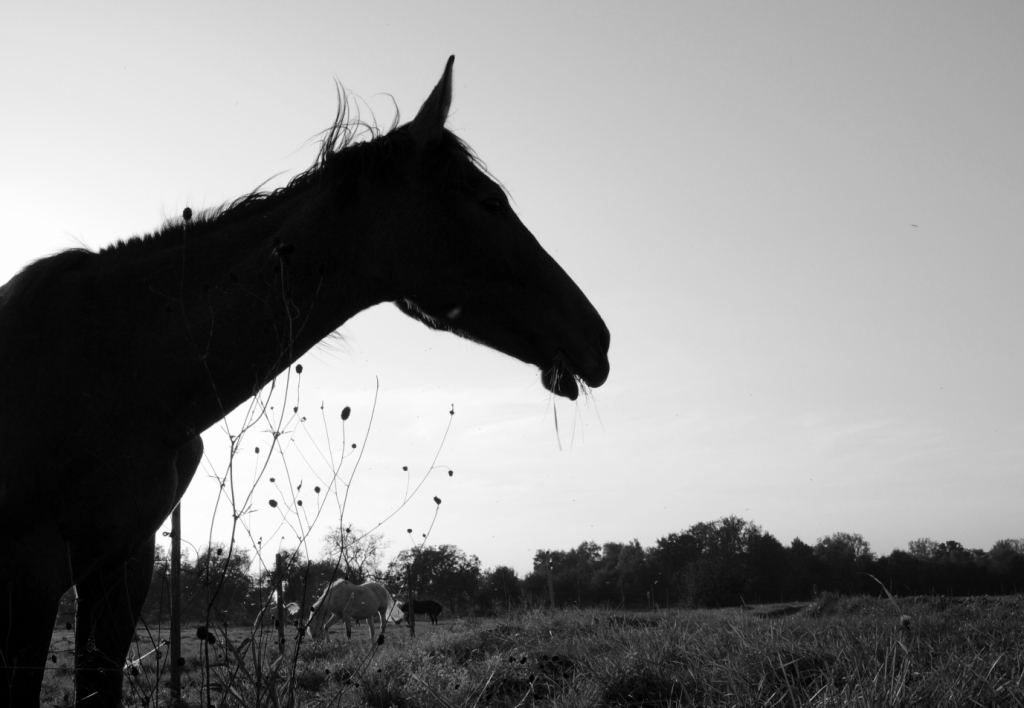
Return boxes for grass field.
[41,594,1024,706]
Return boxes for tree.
[908,538,939,560]
[321,525,389,584]
[814,532,874,594]
[987,539,1024,593]
[385,544,481,616]
[783,537,828,600]
[477,566,523,615]
[679,517,766,607]
[745,531,788,602]
[187,543,255,624]
[688,516,760,559]
[650,531,700,605]
[524,542,603,607]
[597,540,648,607]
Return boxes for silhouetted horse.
[0,56,609,707]
[399,599,443,624]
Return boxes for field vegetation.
[37,386,1024,706]
[41,594,1024,707]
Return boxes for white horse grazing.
[288,580,403,643]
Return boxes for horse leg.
[0,575,63,708]
[74,537,155,707]
[0,526,68,708]
[322,614,339,640]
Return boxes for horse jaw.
[396,298,609,401]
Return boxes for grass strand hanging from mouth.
[554,400,561,452]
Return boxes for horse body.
[293,580,402,642]
[399,599,443,624]
[0,57,609,707]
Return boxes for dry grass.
[41,595,1024,706]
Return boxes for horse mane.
[0,249,93,312]
[4,87,495,312]
[99,86,492,255]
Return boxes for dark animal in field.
[0,56,609,707]
[398,599,444,624]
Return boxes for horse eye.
[482,197,505,214]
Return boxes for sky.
[2,2,1022,579]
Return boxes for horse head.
[286,599,328,639]
[355,57,610,400]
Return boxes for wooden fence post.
[275,553,285,652]
[406,563,415,637]
[170,503,181,705]
[546,554,555,609]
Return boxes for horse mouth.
[542,350,609,401]
[543,367,581,400]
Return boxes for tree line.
[130,536,513,626]
[55,517,1022,627]
[524,517,1024,609]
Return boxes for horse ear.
[409,55,454,146]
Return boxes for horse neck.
[108,184,387,441]
[309,582,337,632]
